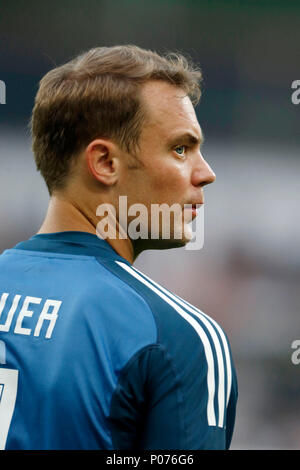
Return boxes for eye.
[174,145,187,157]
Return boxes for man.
[0,45,237,450]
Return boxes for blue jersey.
[0,231,237,450]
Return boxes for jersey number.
[0,368,19,449]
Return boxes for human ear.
[85,139,119,186]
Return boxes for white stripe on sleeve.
[116,261,217,427]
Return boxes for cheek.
[150,166,190,201]
[162,162,190,186]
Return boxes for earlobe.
[85,139,118,186]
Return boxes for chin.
[155,238,187,250]
[132,223,193,254]
[138,236,189,252]
[153,223,193,250]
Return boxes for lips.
[183,203,203,221]
[183,203,203,210]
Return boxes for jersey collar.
[13,231,131,264]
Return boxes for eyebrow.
[168,131,205,147]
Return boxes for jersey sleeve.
[108,340,234,450]
[104,260,237,450]
[225,365,238,449]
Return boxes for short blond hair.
[30,45,202,194]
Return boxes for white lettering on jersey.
[0,293,61,339]
[14,296,42,336]
[33,299,61,339]
[0,294,21,332]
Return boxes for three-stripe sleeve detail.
[172,294,232,409]
[116,261,232,428]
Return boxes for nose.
[191,152,216,187]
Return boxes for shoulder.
[94,258,198,343]
[99,259,231,355]
[74,257,160,348]
[98,259,237,446]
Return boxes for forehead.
[140,80,202,141]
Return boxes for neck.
[38,195,136,264]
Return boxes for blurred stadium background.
[0,0,299,449]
